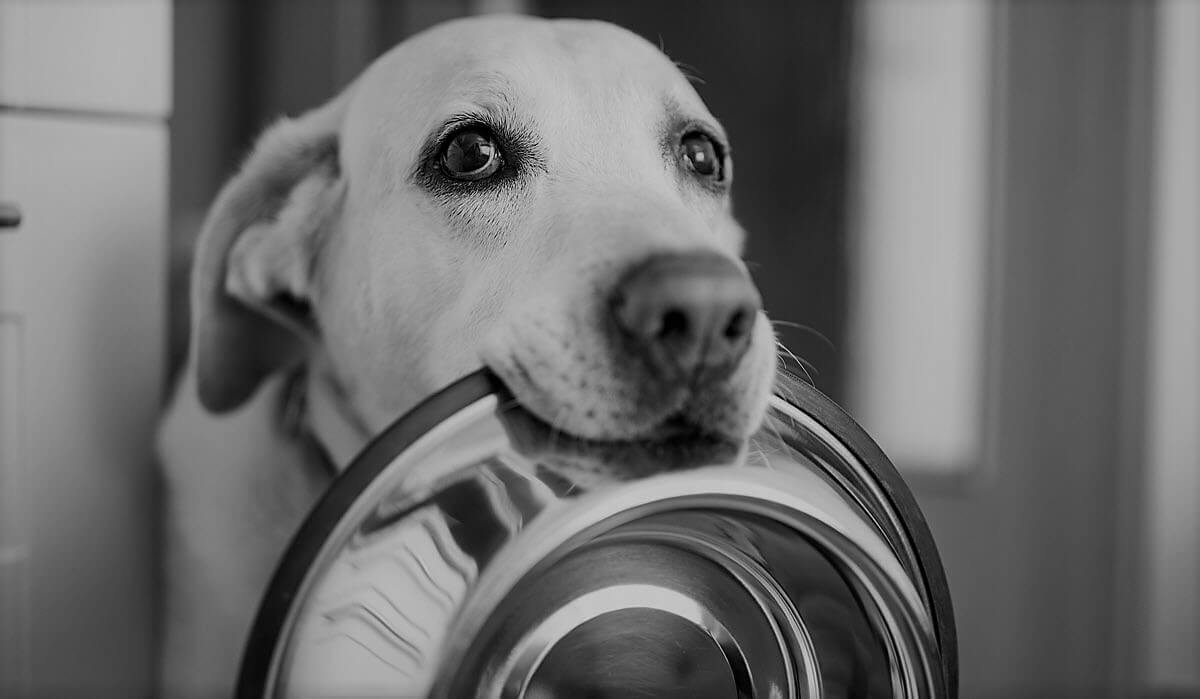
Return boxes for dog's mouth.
[494,390,745,488]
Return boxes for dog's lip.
[489,364,722,439]
[494,394,744,486]
[486,358,725,438]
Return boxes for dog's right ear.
[190,93,351,414]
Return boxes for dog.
[158,14,778,696]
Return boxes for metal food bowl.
[237,370,957,698]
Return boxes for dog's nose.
[612,252,761,381]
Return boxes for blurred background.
[1,0,1196,696]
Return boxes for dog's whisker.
[773,337,809,367]
[775,342,817,387]
[769,319,807,331]
[776,348,819,380]
[770,319,837,354]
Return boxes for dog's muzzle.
[236,370,957,698]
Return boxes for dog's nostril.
[659,309,690,340]
[724,309,748,340]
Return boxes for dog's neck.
[285,366,372,473]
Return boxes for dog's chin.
[495,400,748,490]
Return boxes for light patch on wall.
[846,0,993,476]
[1145,0,1200,689]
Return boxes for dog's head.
[191,16,777,480]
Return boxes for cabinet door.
[0,112,165,697]
[0,0,170,117]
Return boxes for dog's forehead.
[341,16,715,179]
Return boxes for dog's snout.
[612,252,761,380]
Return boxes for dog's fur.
[158,15,777,695]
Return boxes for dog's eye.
[681,132,723,180]
[441,129,503,181]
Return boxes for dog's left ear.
[190,92,351,414]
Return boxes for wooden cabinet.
[0,2,169,696]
